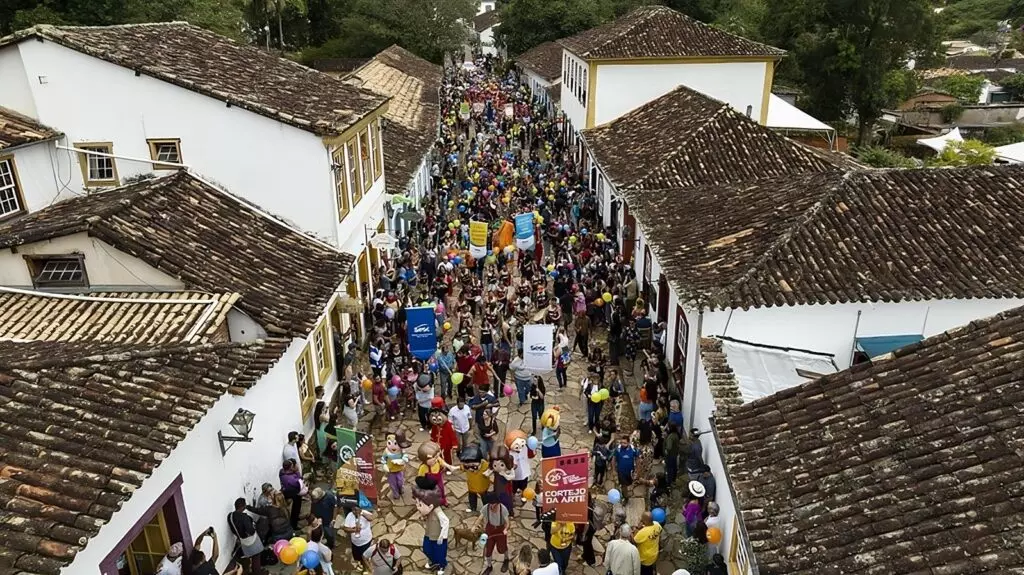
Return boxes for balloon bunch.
[589,388,610,403]
[273,537,320,568]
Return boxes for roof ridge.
[705,170,853,307]
[587,6,660,58]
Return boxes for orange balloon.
[361,379,373,390]
[639,388,648,403]
[279,546,299,565]
[523,487,536,501]
[707,527,722,544]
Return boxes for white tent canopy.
[719,338,839,404]
[765,94,833,133]
[994,141,1024,163]
[917,127,963,153]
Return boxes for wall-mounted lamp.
[218,408,256,456]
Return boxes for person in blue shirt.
[435,344,456,399]
[612,436,637,503]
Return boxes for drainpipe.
[687,308,705,426]
[848,309,862,368]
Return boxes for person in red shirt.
[467,355,500,395]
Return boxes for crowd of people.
[156,51,724,575]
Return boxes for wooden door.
[658,275,670,324]
[623,205,636,263]
[125,509,170,575]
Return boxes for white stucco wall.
[0,232,186,289]
[477,1,495,15]
[68,327,343,575]
[702,297,1024,369]
[480,26,498,57]
[0,46,37,117]
[4,40,340,245]
[560,52,588,133]
[4,140,78,213]
[594,60,769,126]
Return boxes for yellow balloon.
[289,537,307,555]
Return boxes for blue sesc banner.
[515,212,536,251]
[406,306,437,360]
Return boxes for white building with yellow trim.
[555,6,785,165]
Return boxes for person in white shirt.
[154,542,183,575]
[532,548,560,575]
[448,397,473,450]
[341,505,375,572]
[282,431,301,475]
[604,524,641,575]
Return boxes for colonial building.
[700,305,1024,573]
[0,170,357,575]
[515,41,563,116]
[473,10,501,57]
[0,106,66,219]
[345,45,441,236]
[557,5,785,164]
[0,22,390,256]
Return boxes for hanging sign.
[541,452,590,522]
[514,212,536,251]
[469,220,489,259]
[334,429,377,509]
[406,306,437,360]
[523,324,554,372]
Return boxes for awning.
[994,141,1024,163]
[765,94,833,133]
[856,334,924,358]
[719,338,839,404]
[917,127,963,153]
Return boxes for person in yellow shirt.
[461,443,491,512]
[548,520,575,574]
[632,512,663,575]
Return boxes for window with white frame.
[76,143,118,186]
[0,158,25,219]
[147,139,182,169]
[26,255,88,288]
[313,326,327,374]
[296,347,315,418]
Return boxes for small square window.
[27,255,88,288]
[147,139,182,169]
[76,143,119,187]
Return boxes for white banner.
[523,324,554,372]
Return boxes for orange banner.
[540,452,590,523]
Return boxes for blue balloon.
[453,257,462,265]
[581,228,589,235]
[550,271,558,278]
[652,508,666,524]
[388,386,399,398]
[430,362,439,373]
[300,550,320,569]
[527,436,539,450]
[459,205,467,212]
[607,489,621,505]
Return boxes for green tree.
[761,0,940,144]
[496,0,607,56]
[931,139,997,166]
[853,145,917,168]
[933,73,986,103]
[999,72,1024,100]
[3,0,246,39]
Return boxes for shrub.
[853,145,917,168]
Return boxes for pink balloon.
[503,384,514,397]
[273,540,290,556]
[391,375,401,386]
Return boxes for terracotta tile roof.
[473,10,500,33]
[346,45,440,195]
[0,337,288,574]
[558,5,784,60]
[582,85,850,190]
[718,306,1024,574]
[0,289,238,344]
[0,171,354,336]
[0,23,387,137]
[0,106,61,151]
[629,165,1024,310]
[699,337,743,413]
[515,41,563,83]
[945,54,1024,71]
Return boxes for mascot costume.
[380,430,411,499]
[505,429,534,500]
[417,441,456,506]
[486,445,515,515]
[414,476,450,575]
[429,407,458,467]
[539,406,562,458]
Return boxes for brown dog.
[450,525,482,550]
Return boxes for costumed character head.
[429,407,448,428]
[505,429,527,454]
[385,430,411,453]
[413,476,442,516]
[540,406,561,431]
[460,442,484,471]
[418,441,442,466]
[490,445,513,477]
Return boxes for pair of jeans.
[586,402,603,431]
[555,367,567,388]
[282,488,302,529]
[639,401,655,422]
[549,545,571,574]
[481,343,494,361]
[666,454,679,486]
[515,377,531,405]
[439,371,452,398]
[531,401,545,434]
[480,436,494,458]
[574,334,589,357]
[418,405,430,428]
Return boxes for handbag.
[229,513,260,549]
[298,478,309,496]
